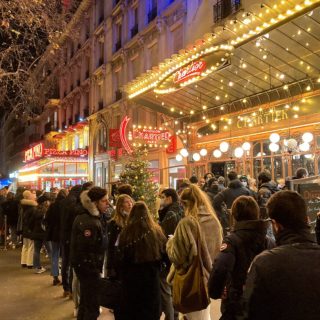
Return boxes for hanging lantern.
[192,153,201,161]
[269,133,280,143]
[299,142,310,152]
[176,154,183,162]
[200,148,208,156]
[302,132,313,143]
[220,141,229,153]
[234,147,244,158]
[213,149,222,158]
[269,143,280,152]
[180,148,189,157]
[242,142,251,151]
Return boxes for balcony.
[83,107,89,118]
[148,7,157,23]
[213,0,241,23]
[98,100,104,110]
[115,89,122,101]
[115,40,122,52]
[131,24,139,38]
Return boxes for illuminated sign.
[173,60,206,84]
[120,116,133,154]
[132,128,171,144]
[25,143,44,162]
[25,143,88,162]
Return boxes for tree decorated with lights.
[119,150,158,217]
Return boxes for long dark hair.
[119,201,166,264]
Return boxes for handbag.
[98,277,122,309]
[172,220,210,314]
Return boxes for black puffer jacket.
[258,181,278,207]
[46,193,67,242]
[20,199,38,239]
[60,185,82,245]
[2,198,19,227]
[158,202,183,238]
[208,220,274,319]
[70,191,105,276]
[30,203,49,241]
[241,228,320,320]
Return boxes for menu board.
[298,183,320,234]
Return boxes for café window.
[149,160,160,183]
[168,158,186,189]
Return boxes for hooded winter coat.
[70,191,105,276]
[158,201,183,238]
[30,203,49,241]
[166,207,223,283]
[258,181,279,208]
[208,220,274,319]
[241,228,320,320]
[20,199,38,239]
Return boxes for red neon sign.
[25,143,44,162]
[173,60,207,84]
[120,116,133,154]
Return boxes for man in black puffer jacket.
[208,196,274,320]
[241,191,320,320]
[71,187,108,320]
[214,171,251,234]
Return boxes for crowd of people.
[0,166,319,320]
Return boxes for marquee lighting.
[234,147,244,158]
[302,132,314,143]
[242,142,251,151]
[192,153,201,162]
[213,149,222,158]
[125,0,317,100]
[200,148,208,156]
[269,143,280,153]
[299,142,310,152]
[176,154,183,162]
[269,133,280,143]
[180,148,189,157]
[220,141,229,153]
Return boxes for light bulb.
[299,142,310,152]
[302,132,313,143]
[213,149,222,158]
[269,143,280,152]
[220,141,229,153]
[269,133,280,143]
[200,148,208,156]
[176,154,183,162]
[180,148,189,157]
[242,142,251,151]
[234,147,244,158]
[192,153,201,161]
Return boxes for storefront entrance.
[211,161,235,179]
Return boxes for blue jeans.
[51,241,60,277]
[33,240,52,269]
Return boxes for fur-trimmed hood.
[20,199,38,207]
[80,190,100,217]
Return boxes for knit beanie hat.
[23,190,33,200]
[87,187,107,202]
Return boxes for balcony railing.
[213,0,241,23]
[115,40,122,52]
[131,24,139,38]
[115,89,122,101]
[148,7,157,23]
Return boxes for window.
[131,6,139,38]
[53,163,64,175]
[115,23,122,51]
[172,25,183,54]
[77,163,88,174]
[66,163,77,174]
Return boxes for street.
[0,249,221,320]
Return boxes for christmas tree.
[119,150,158,217]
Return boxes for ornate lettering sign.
[173,60,207,84]
[25,143,44,162]
[132,128,171,144]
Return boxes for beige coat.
[166,207,223,283]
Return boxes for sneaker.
[73,308,78,318]
[35,267,46,274]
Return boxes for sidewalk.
[0,249,220,320]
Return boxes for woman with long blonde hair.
[167,184,223,320]
[106,194,134,278]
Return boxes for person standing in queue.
[70,187,109,320]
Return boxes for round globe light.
[213,149,222,158]
[304,154,313,159]
[302,132,313,143]
[234,147,244,158]
[287,138,298,150]
[220,141,229,153]
[200,148,208,157]
[242,142,251,151]
[269,133,280,143]
[192,153,201,161]
[299,142,310,152]
[176,154,183,162]
[269,143,280,153]
[180,148,189,158]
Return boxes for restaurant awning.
[124,0,320,122]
